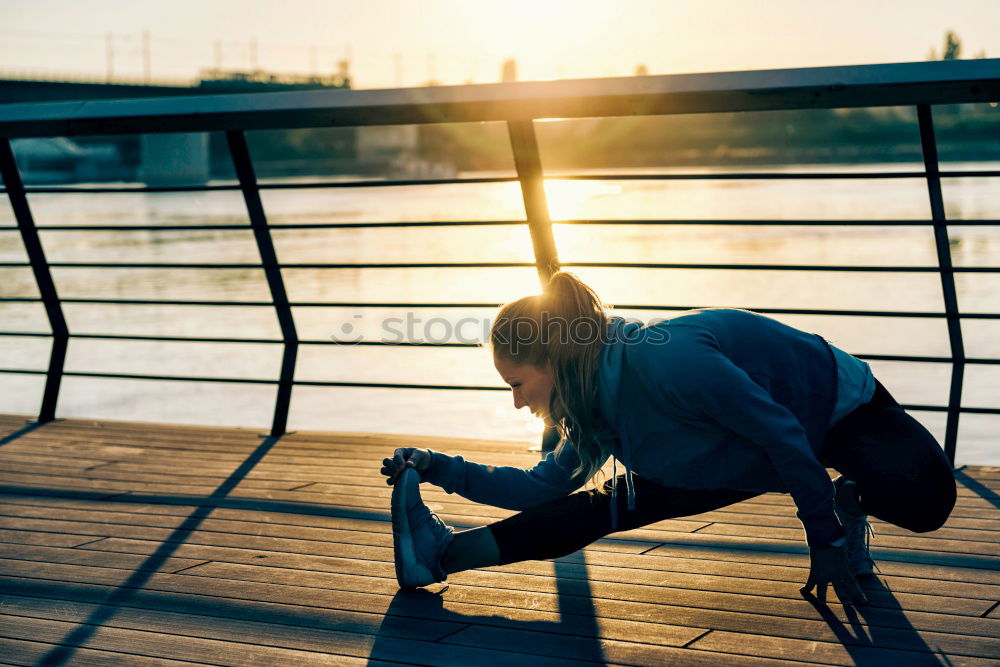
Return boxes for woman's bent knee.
[898,478,956,533]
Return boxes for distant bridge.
[0,71,351,184]
[0,70,349,104]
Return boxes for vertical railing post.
[226,130,298,437]
[916,104,965,466]
[0,138,68,424]
[508,119,562,454]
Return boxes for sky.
[0,0,997,89]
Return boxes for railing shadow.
[0,419,53,447]
[0,483,479,531]
[365,576,605,666]
[954,469,1000,511]
[31,433,282,667]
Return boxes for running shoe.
[391,467,454,588]
[834,476,876,576]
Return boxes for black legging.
[487,378,957,565]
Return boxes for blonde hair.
[490,271,612,485]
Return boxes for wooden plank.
[686,629,997,666]
[0,637,206,667]
[644,534,1000,571]
[0,593,471,653]
[0,579,466,644]
[0,543,207,575]
[0,613,516,667]
[0,501,708,547]
[694,523,1000,556]
[440,624,823,667]
[0,514,659,562]
[441,624,995,667]
[631,542,1000,586]
[0,528,104,548]
[2,540,992,619]
[3,561,999,659]
[0,566,707,651]
[75,535,1000,600]
[179,557,995,619]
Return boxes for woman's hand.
[800,544,868,606]
[381,447,431,485]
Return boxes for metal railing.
[1,59,998,463]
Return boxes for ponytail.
[490,271,612,485]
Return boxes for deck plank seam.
[637,543,667,555]
[169,561,213,575]
[82,462,118,472]
[70,537,109,549]
[679,628,713,648]
[285,482,317,491]
[431,623,474,643]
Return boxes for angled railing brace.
[226,130,299,437]
[508,119,562,454]
[509,120,560,284]
[0,138,68,424]
[917,104,965,465]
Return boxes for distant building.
[501,59,517,83]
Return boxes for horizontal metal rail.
[2,332,999,365]
[3,260,999,272]
[2,367,998,416]
[4,219,1000,232]
[2,168,997,196]
[3,296,1000,319]
[0,176,521,194]
[0,367,507,391]
[1,59,997,137]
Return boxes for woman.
[382,272,956,605]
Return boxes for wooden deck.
[0,413,997,666]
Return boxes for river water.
[1,163,998,464]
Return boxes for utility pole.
[142,30,151,83]
[105,32,114,82]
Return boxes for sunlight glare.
[544,179,622,221]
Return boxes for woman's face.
[493,353,554,420]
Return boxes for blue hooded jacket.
[423,308,847,547]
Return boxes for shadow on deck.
[0,413,997,666]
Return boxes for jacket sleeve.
[420,441,592,510]
[663,344,844,547]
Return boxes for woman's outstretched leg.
[442,475,758,571]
